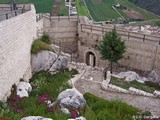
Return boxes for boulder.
[101,80,109,90]
[21,116,52,120]
[68,116,86,120]
[49,44,59,54]
[60,107,70,114]
[117,71,140,82]
[49,56,68,72]
[148,70,160,83]
[17,82,32,98]
[57,88,86,108]
[31,51,68,73]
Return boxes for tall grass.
[31,34,52,54]
[83,93,140,120]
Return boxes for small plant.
[0,116,11,120]
[40,34,51,44]
[70,108,80,118]
[31,39,52,54]
[7,95,24,113]
[37,93,53,105]
[70,69,79,77]
[155,20,160,26]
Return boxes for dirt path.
[52,0,61,16]
[69,63,160,116]
[74,79,160,116]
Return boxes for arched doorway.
[86,52,96,67]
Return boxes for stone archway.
[86,51,96,67]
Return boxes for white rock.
[154,90,160,97]
[50,44,59,53]
[17,82,32,98]
[108,84,128,93]
[148,70,160,83]
[68,116,86,120]
[32,51,68,73]
[60,107,70,114]
[101,80,109,90]
[57,88,86,108]
[129,87,153,97]
[21,116,53,120]
[75,116,86,120]
[117,71,141,82]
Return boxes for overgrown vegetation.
[111,76,160,93]
[76,0,90,19]
[0,70,142,119]
[0,0,54,13]
[31,34,52,54]
[83,93,140,120]
[0,71,74,119]
[58,0,69,16]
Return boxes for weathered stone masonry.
[0,4,36,100]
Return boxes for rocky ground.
[69,62,160,116]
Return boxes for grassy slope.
[76,0,90,19]
[85,0,159,21]
[58,0,69,16]
[1,71,141,119]
[84,93,140,120]
[111,77,160,93]
[4,71,72,119]
[0,0,54,13]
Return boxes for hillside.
[83,0,159,21]
[129,0,160,16]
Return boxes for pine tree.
[99,29,126,73]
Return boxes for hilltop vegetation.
[0,0,54,13]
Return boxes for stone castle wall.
[78,17,160,74]
[43,15,78,53]
[0,4,37,100]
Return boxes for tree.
[99,29,125,73]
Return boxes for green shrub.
[155,20,160,26]
[31,39,52,54]
[40,34,51,44]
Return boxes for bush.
[31,39,52,54]
[40,34,51,44]
[155,20,160,26]
[145,81,160,90]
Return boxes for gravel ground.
[75,79,160,116]
[71,64,160,116]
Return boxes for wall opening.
[86,51,96,67]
